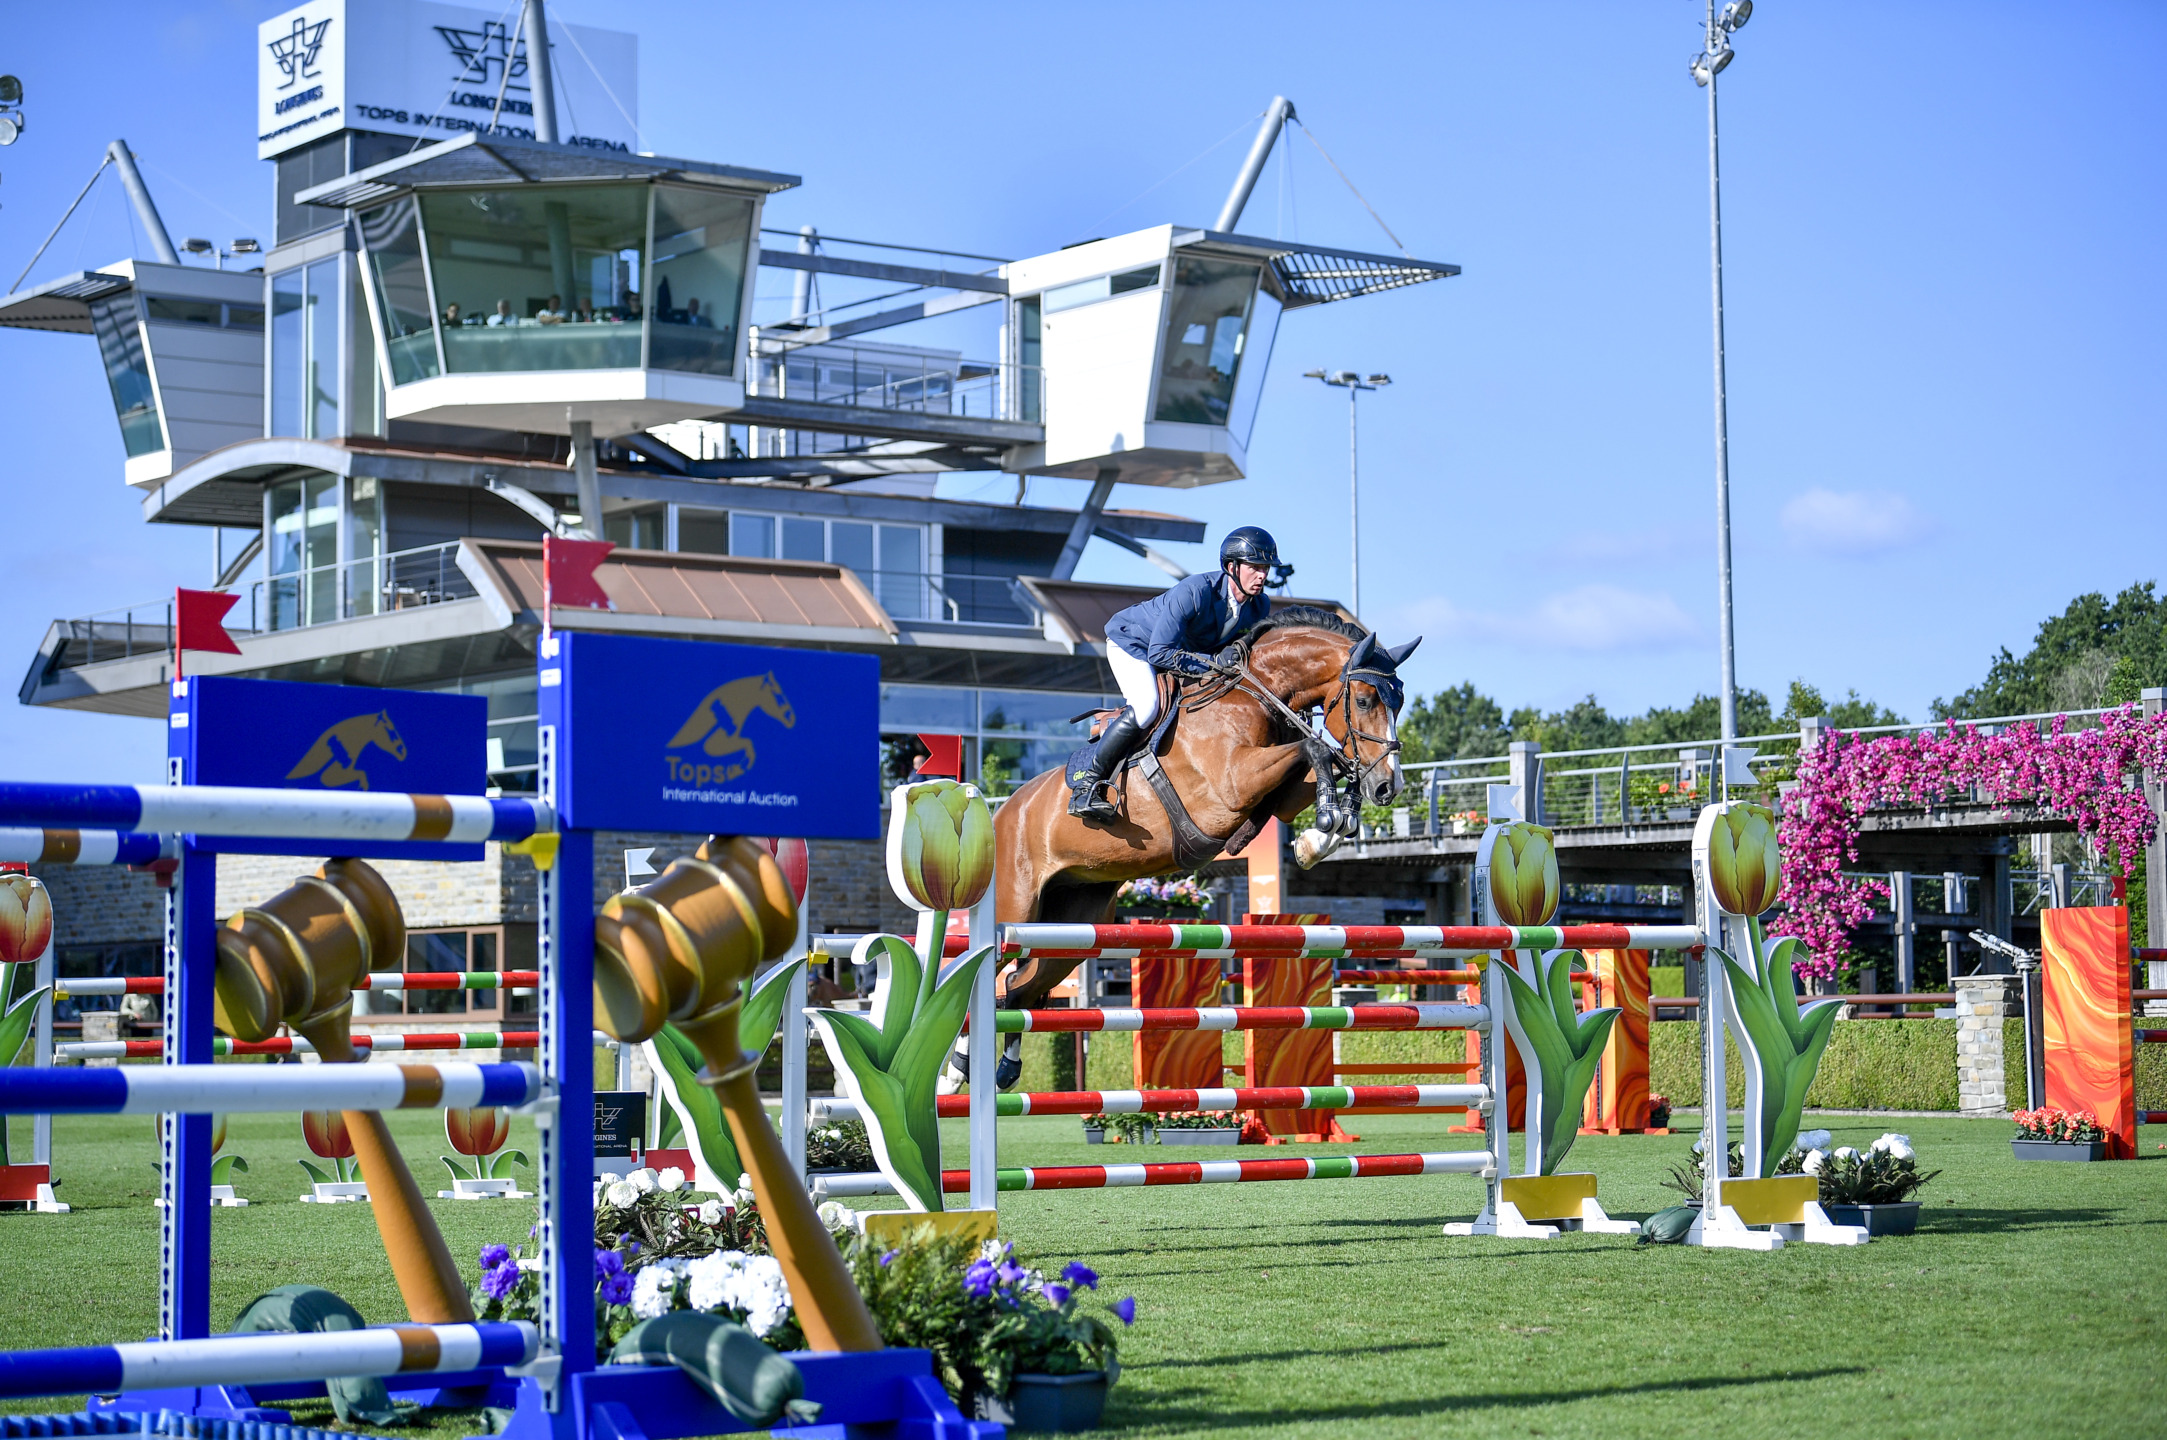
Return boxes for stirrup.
[1068,769,1118,820]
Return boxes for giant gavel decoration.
[594,836,883,1351]
[213,859,475,1322]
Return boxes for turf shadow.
[1109,1365,1869,1429]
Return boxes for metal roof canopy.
[293,132,802,212]
[1172,230,1459,309]
[0,269,134,333]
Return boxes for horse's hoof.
[946,1046,969,1083]
[995,1049,1024,1090]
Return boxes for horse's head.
[1249,612,1421,811]
[372,711,408,761]
[760,673,797,728]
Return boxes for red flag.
[174,589,242,666]
[544,536,615,614]
[913,733,963,779]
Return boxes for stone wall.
[1954,974,2018,1117]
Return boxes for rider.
[1069,526,1281,821]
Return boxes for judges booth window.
[1154,258,1268,427]
[648,187,753,377]
[361,196,440,385]
[418,185,648,372]
[88,294,164,458]
[267,475,339,629]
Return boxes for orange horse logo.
[663,674,796,786]
[286,711,408,790]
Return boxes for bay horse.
[985,608,1419,1071]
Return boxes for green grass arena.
[3,1107,2162,1439]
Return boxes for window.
[648,186,754,377]
[678,507,728,555]
[88,294,162,458]
[1154,258,1266,427]
[359,196,439,384]
[267,474,339,628]
[1043,263,1161,314]
[878,684,1121,798]
[144,296,222,326]
[348,477,384,617]
[417,185,648,373]
[878,525,923,619]
[352,926,535,1025]
[1014,296,1042,422]
[269,259,342,438]
[781,517,824,561]
[604,507,664,550]
[730,513,774,558]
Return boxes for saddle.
[1069,671,1268,870]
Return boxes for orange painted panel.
[1132,956,1224,1090]
[1243,914,1336,1138]
[2042,906,2134,1160]
[1583,949,1653,1133]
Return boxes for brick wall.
[34,832,912,948]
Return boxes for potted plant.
[1152,1111,1241,1147]
[1114,875,1213,920]
[1803,1133,1939,1235]
[2012,1107,2110,1161]
[1646,1093,1672,1131]
[805,1118,876,1175]
[1450,809,1483,836]
[1082,1112,1157,1145]
[850,1229,1134,1433]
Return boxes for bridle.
[1186,632,1404,806]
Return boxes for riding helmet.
[1219,526,1280,571]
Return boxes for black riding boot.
[1068,707,1148,821]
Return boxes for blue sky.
[1,1,2162,784]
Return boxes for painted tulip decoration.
[441,1105,529,1185]
[1715,922,1842,1178]
[811,781,998,1211]
[1708,804,1781,917]
[153,1113,249,1187]
[643,957,807,1194]
[0,875,55,1167]
[300,1109,362,1186]
[1498,953,1619,1176]
[1486,823,1558,928]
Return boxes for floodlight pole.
[1703,0,1739,744]
[1306,370,1385,619]
[523,0,559,144]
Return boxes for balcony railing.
[51,543,477,667]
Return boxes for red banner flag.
[544,536,615,614]
[173,589,241,678]
[913,733,963,779]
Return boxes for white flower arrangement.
[655,1166,688,1192]
[630,1258,687,1320]
[604,1179,641,1209]
[815,1200,854,1235]
[1870,1132,1914,1161]
[695,1199,727,1225]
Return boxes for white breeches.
[1107,646,1160,726]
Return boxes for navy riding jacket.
[1104,572,1272,675]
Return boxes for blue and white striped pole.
[0,1322,538,1400]
[0,782,551,845]
[0,1062,543,1114]
[0,828,169,865]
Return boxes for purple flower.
[595,1249,626,1280]
[962,1260,997,1298]
[599,1272,633,1306]
[1112,1296,1136,1326]
[624,1238,641,1257]
[879,1249,900,1268]
[1043,1283,1072,1308]
[997,1262,1027,1288]
[479,1261,520,1301]
[480,1243,511,1269]
[1060,1262,1099,1290]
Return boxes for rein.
[1186,635,1403,799]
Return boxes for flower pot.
[1665,807,1693,821]
[1084,1127,1153,1145]
[1823,1201,1921,1236]
[1083,1128,1104,1144]
[1156,1128,1240,1146]
[974,1371,1109,1433]
[2012,1138,2107,1161]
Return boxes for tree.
[1936,583,2167,719]
[1780,681,1905,731]
[1399,682,1511,764]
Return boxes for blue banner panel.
[542,632,879,838]
[169,675,487,859]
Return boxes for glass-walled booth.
[300,133,798,439]
[1000,225,1456,488]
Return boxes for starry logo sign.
[267,14,332,90]
[435,21,532,93]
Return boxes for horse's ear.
[1385,637,1422,668]
[1347,632,1377,671]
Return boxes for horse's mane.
[1247,605,1368,645]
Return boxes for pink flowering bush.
[1778,705,2167,978]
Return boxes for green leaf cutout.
[439,1156,475,1181]
[809,1009,939,1210]
[488,1150,531,1179]
[0,984,52,1071]
[1499,952,1618,1176]
[210,1154,247,1184]
[642,958,806,1193]
[298,1159,333,1186]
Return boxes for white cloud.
[1396,583,1701,653]
[1780,488,1935,556]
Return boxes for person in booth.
[1066,526,1281,821]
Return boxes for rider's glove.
[1168,651,1218,677]
[1211,644,1246,673]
